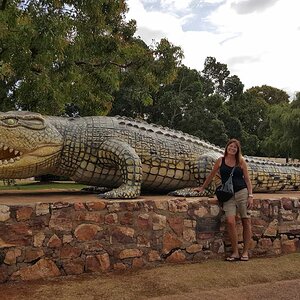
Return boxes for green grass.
[0,181,87,191]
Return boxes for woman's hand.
[247,195,253,209]
[193,186,205,193]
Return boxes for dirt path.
[2,254,300,300]
[153,279,300,300]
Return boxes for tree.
[110,38,183,118]
[246,85,290,105]
[1,1,182,116]
[223,75,244,99]
[147,66,203,128]
[202,56,230,96]
[291,92,300,109]
[263,104,300,159]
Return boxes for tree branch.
[74,60,133,69]
[109,61,133,69]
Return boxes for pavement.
[0,189,299,205]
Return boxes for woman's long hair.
[224,138,242,166]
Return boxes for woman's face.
[227,142,238,155]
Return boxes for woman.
[194,139,253,261]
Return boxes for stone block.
[282,240,297,254]
[148,250,161,262]
[34,232,45,247]
[168,216,184,236]
[112,226,135,243]
[74,224,102,241]
[186,244,202,254]
[0,205,10,222]
[16,207,33,221]
[49,211,72,231]
[47,234,62,248]
[60,245,81,259]
[162,232,182,254]
[166,250,185,263]
[96,253,111,271]
[119,249,143,259]
[168,199,188,213]
[86,255,101,272]
[132,257,144,268]
[86,201,106,211]
[11,259,60,281]
[152,213,166,230]
[105,213,118,224]
[63,258,84,275]
[35,203,49,216]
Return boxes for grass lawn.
[2,253,300,300]
[0,180,87,191]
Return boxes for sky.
[126,0,300,97]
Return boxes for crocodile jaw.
[0,143,62,178]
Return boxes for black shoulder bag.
[215,166,235,203]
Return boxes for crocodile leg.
[168,153,219,197]
[97,139,142,199]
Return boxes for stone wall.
[0,196,299,282]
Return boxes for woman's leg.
[241,218,252,257]
[235,188,252,258]
[226,215,239,257]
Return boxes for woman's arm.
[194,157,222,192]
[241,158,253,209]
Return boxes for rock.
[16,207,33,221]
[0,205,10,222]
[74,224,102,241]
[162,232,182,254]
[11,259,60,281]
[119,249,143,259]
[166,250,185,263]
[47,234,62,248]
[96,253,111,271]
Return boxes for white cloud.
[160,0,194,10]
[126,0,300,96]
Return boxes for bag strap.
[229,166,236,177]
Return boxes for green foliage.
[263,105,300,159]
[202,56,230,96]
[110,38,183,118]
[226,91,269,136]
[1,0,182,116]
[1,1,297,159]
[246,85,289,105]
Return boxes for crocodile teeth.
[3,145,8,150]
[9,148,14,153]
[14,150,19,155]
[9,158,14,163]
[3,160,8,164]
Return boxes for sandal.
[225,256,240,262]
[240,255,249,261]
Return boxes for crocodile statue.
[0,111,299,198]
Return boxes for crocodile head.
[0,111,63,179]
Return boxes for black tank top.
[220,157,247,193]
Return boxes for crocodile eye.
[3,118,18,126]
[21,118,45,129]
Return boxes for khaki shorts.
[222,188,251,219]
